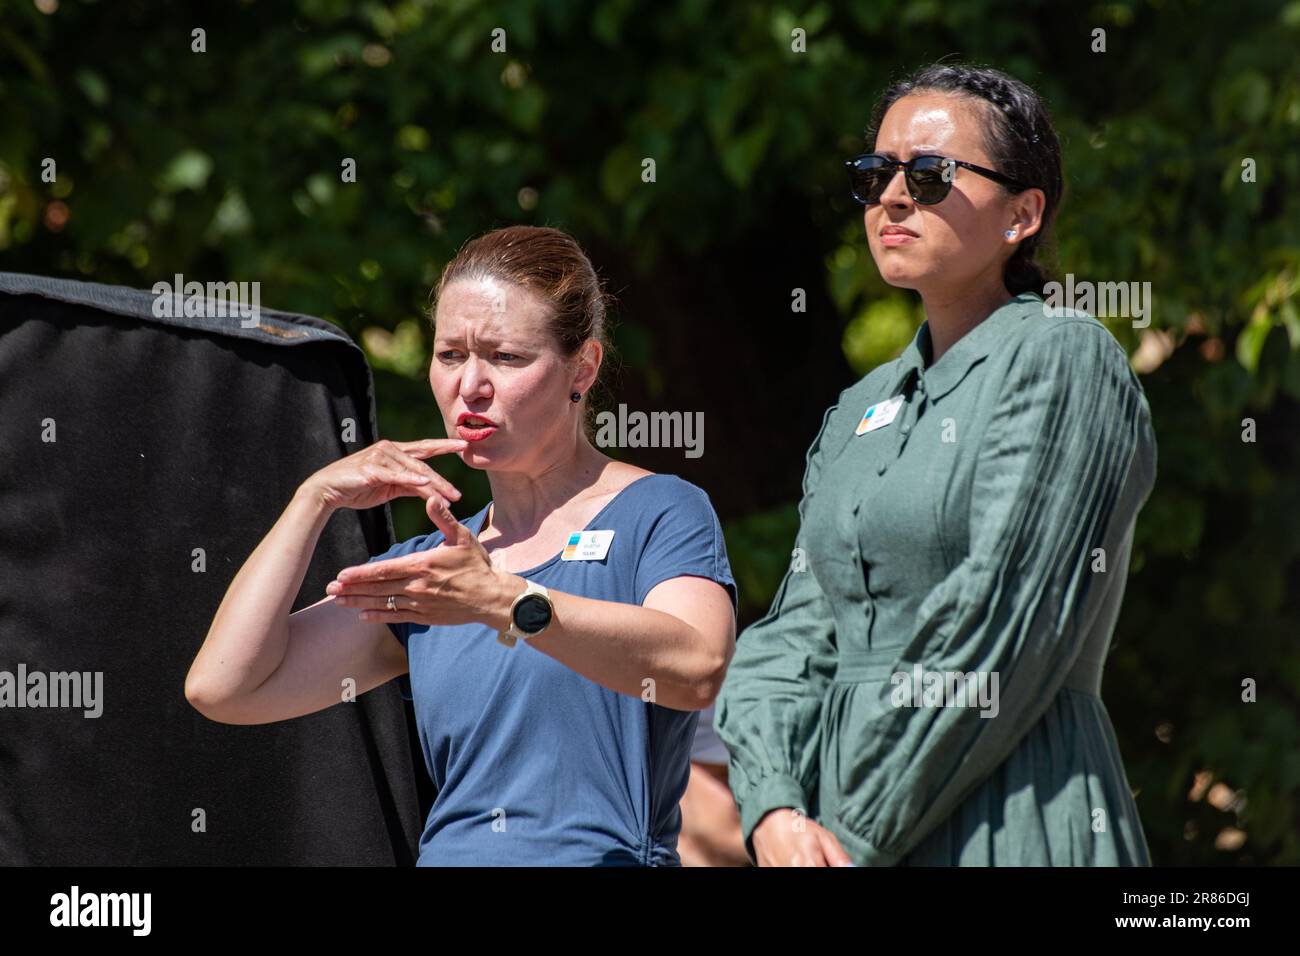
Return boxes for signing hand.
[300,438,468,515]
[326,496,517,630]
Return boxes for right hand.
[301,438,468,515]
[751,808,855,866]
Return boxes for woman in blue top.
[187,225,738,866]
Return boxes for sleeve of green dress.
[714,401,842,861]
[838,321,1154,865]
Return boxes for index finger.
[393,438,469,460]
[336,553,424,584]
[380,446,463,502]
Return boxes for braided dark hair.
[864,62,1065,297]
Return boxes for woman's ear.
[573,338,602,394]
[1009,186,1047,242]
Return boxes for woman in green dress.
[715,63,1157,866]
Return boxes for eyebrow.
[875,146,941,159]
[431,338,501,348]
[435,333,532,350]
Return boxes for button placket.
[900,382,926,445]
[877,374,925,474]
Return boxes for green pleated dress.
[715,292,1156,866]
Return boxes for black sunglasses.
[844,153,1028,205]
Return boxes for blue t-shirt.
[365,473,737,866]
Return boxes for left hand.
[326,498,517,629]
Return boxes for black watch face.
[514,594,552,634]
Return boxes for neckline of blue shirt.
[466,472,663,577]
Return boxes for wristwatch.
[497,580,554,647]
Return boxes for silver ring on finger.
[386,595,398,611]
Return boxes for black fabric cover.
[0,272,430,864]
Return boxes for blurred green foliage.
[2,0,1298,864]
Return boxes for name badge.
[561,530,615,561]
[855,395,904,435]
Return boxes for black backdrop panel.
[0,273,430,864]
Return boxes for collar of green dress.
[890,291,1044,400]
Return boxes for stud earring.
[1004,229,1018,240]
[570,391,581,403]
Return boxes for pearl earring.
[1004,229,1018,240]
